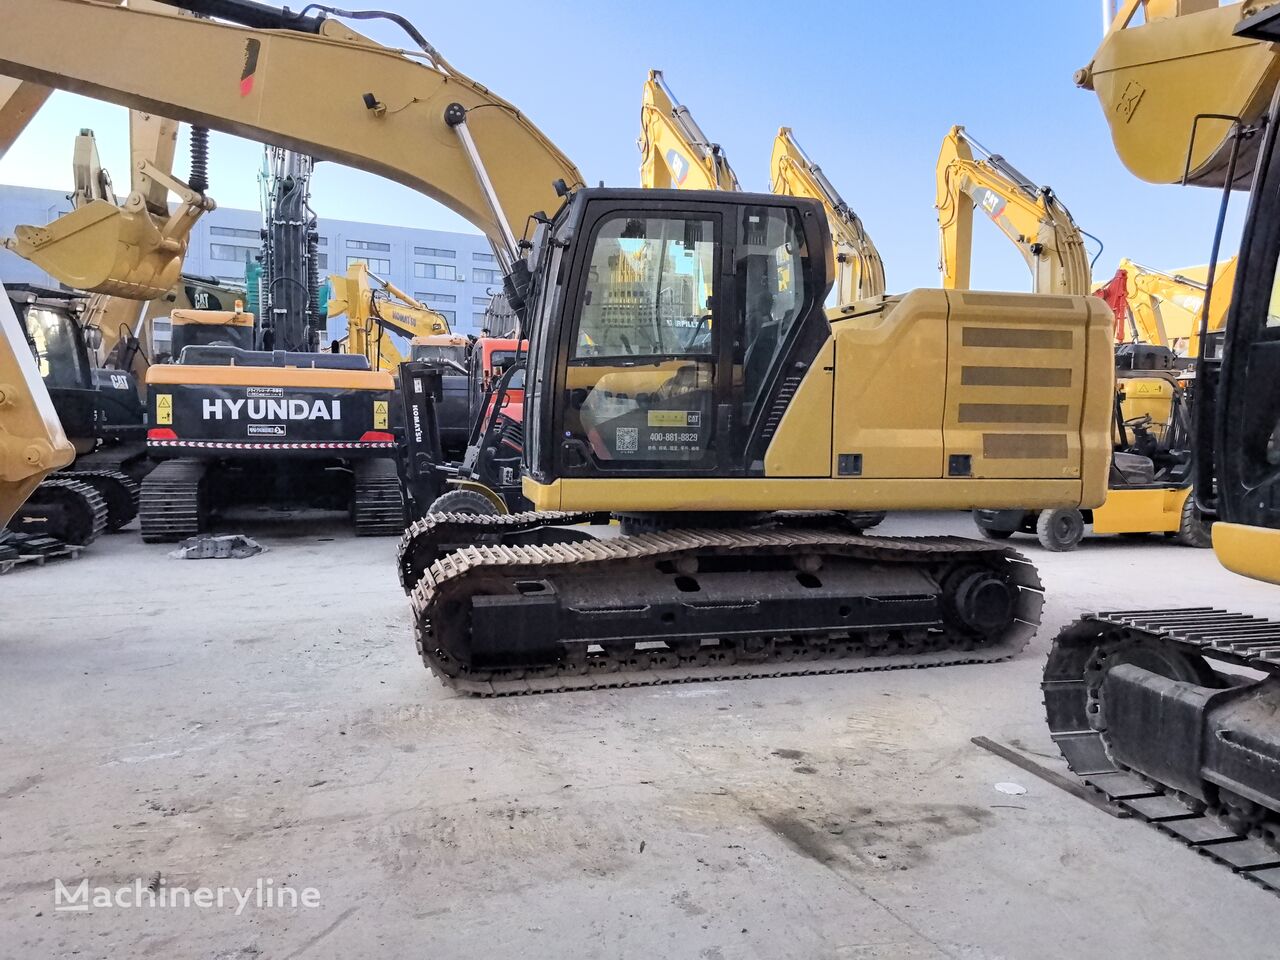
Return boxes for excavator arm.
[935,125,1092,296]
[638,70,740,191]
[0,0,584,265]
[770,127,884,301]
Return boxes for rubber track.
[408,523,1044,697]
[139,459,207,543]
[63,468,141,531]
[352,459,406,537]
[1044,608,1280,894]
[7,477,108,546]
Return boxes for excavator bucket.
[0,283,75,528]
[1083,1,1280,187]
[4,200,188,300]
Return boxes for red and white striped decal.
[148,440,397,450]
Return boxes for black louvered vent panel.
[759,374,803,444]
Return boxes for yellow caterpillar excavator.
[638,69,741,192]
[1039,0,1280,890]
[936,125,1092,297]
[937,124,1210,549]
[639,71,886,306]
[1,0,1112,695]
[770,127,885,302]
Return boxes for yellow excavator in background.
[770,127,885,302]
[638,69,740,192]
[0,283,76,553]
[1038,0,1280,890]
[1098,255,1236,355]
[936,124,1092,297]
[938,124,1209,549]
[326,262,450,371]
[0,0,1114,696]
[639,71,886,306]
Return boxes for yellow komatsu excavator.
[1038,0,1280,889]
[936,125,1092,297]
[0,283,76,551]
[937,125,1209,549]
[770,127,885,302]
[326,262,451,371]
[1,0,1113,695]
[1100,255,1236,356]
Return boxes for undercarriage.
[398,512,1044,696]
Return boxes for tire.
[1174,493,1213,548]
[972,511,1014,540]
[1036,508,1085,552]
[427,488,500,517]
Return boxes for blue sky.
[0,1,1244,293]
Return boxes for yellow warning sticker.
[373,400,389,430]
[155,393,173,425]
[647,410,688,427]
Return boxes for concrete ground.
[2,510,1278,960]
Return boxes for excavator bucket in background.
[0,283,75,528]
[3,121,214,300]
[1080,0,1280,187]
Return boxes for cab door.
[554,206,726,476]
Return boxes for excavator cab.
[1205,14,1280,582]
[523,189,828,495]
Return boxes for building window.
[316,253,328,270]
[414,246,455,258]
[474,313,487,327]
[413,292,456,304]
[317,237,328,246]
[346,239,391,252]
[473,268,501,285]
[347,255,391,273]
[472,251,496,263]
[414,262,457,281]
[210,226,260,240]
[210,243,257,263]
[472,296,492,306]
[436,310,456,324]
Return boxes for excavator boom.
[638,70,740,192]
[0,0,583,259]
[936,125,1092,296]
[770,127,885,301]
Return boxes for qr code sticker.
[616,426,639,453]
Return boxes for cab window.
[562,214,718,467]
[735,206,810,420]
